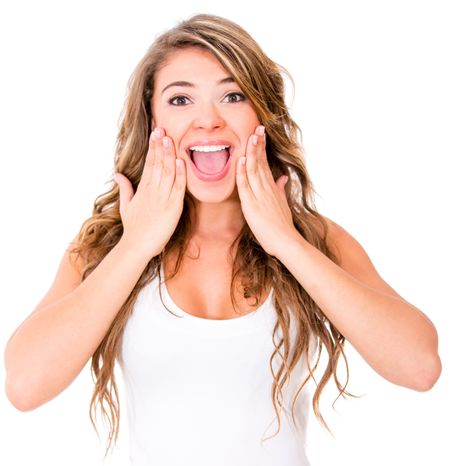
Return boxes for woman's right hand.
[114,127,186,259]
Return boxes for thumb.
[276,175,289,194]
[114,172,134,216]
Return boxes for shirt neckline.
[160,260,274,327]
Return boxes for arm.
[276,217,442,391]
[4,237,152,411]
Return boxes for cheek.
[240,112,261,134]
[153,117,183,151]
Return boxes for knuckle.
[165,163,175,175]
[145,158,154,169]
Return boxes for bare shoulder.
[316,214,407,302]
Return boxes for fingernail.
[163,137,170,148]
[252,134,258,145]
[257,125,265,136]
[154,128,162,139]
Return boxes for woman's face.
[151,47,261,203]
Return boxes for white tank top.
[118,262,318,466]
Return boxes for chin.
[186,179,239,204]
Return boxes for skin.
[150,47,290,246]
[4,48,439,418]
[148,48,442,391]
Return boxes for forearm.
[276,232,441,391]
[4,238,151,410]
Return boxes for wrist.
[116,236,158,265]
[274,229,308,262]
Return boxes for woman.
[4,13,441,465]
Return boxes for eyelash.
[167,92,247,106]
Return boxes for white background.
[1,1,448,465]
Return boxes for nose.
[192,101,226,130]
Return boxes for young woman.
[4,13,441,466]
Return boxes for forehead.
[154,47,230,89]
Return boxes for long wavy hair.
[70,13,357,459]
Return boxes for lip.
[185,139,234,151]
[184,139,234,183]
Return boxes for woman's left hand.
[236,125,298,258]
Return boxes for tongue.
[192,149,229,174]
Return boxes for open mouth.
[187,147,232,175]
[187,146,232,158]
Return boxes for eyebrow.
[161,76,236,95]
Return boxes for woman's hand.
[114,127,186,259]
[236,125,297,258]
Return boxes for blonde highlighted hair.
[70,13,357,459]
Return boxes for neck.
[190,198,245,242]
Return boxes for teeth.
[189,145,230,152]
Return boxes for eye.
[167,92,247,106]
[224,92,246,103]
[168,95,190,106]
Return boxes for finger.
[276,175,289,196]
[114,172,134,219]
[170,156,187,201]
[235,155,255,202]
[256,125,271,172]
[140,129,157,186]
[152,127,166,187]
[152,133,187,201]
[244,129,267,195]
[141,127,164,187]
[159,135,176,197]
[254,126,272,179]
